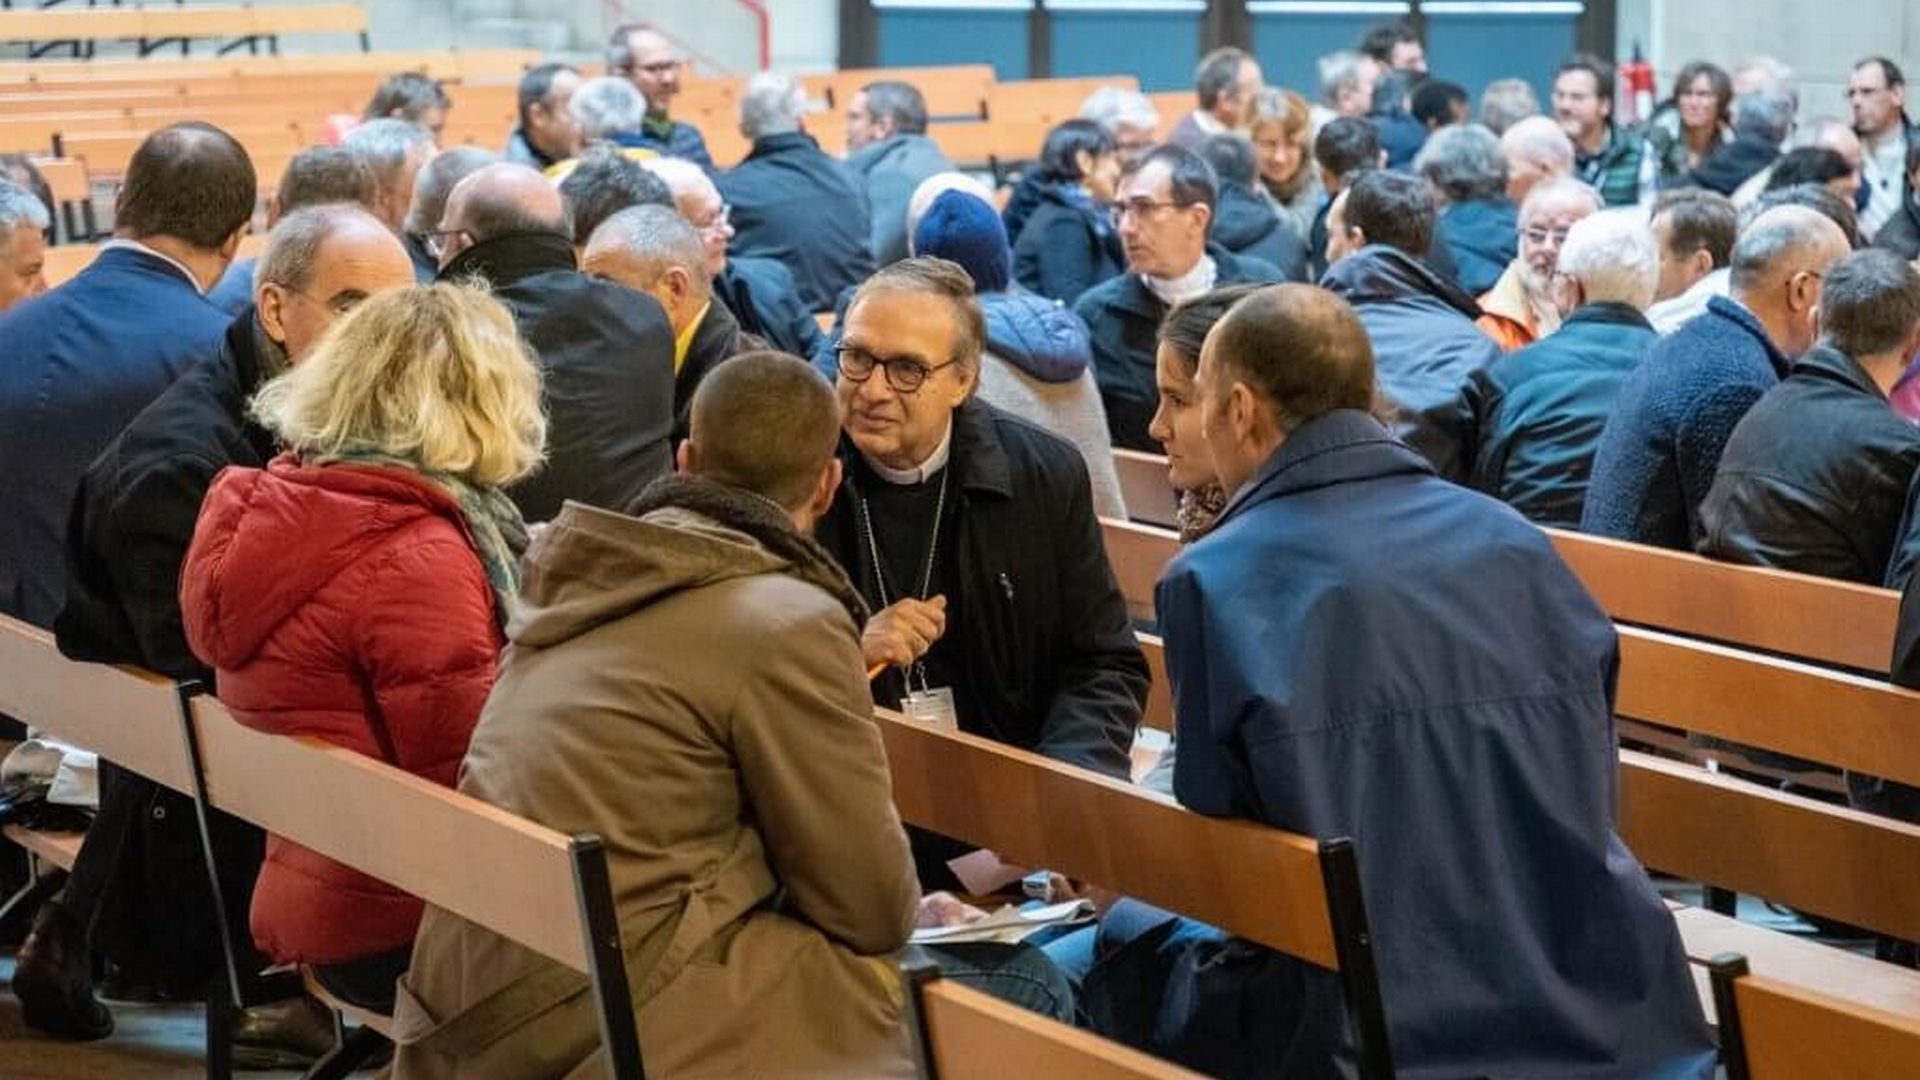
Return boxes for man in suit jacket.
[0,122,255,630]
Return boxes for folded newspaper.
[908,898,1097,946]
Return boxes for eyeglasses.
[1110,199,1195,225]
[1522,225,1573,246]
[697,203,733,236]
[627,59,681,78]
[837,345,958,394]
[424,227,472,258]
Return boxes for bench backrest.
[984,76,1140,126]
[825,64,995,117]
[1713,954,1920,1079]
[0,616,193,792]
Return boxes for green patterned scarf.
[309,447,529,630]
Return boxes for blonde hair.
[252,283,547,487]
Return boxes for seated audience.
[1645,188,1739,334]
[1416,123,1518,294]
[1644,61,1733,190]
[504,62,583,170]
[1850,56,1909,243]
[1078,86,1161,168]
[1168,46,1263,151]
[607,21,714,169]
[1314,49,1377,129]
[564,76,655,163]
[1148,286,1263,547]
[401,145,498,271]
[363,72,450,145]
[719,72,874,313]
[1766,146,1863,209]
[558,144,674,248]
[1101,283,1713,1080]
[1319,170,1500,478]
[1248,88,1323,240]
[648,155,824,358]
[207,145,381,314]
[1360,19,1426,74]
[846,80,955,265]
[1556,53,1647,207]
[436,163,676,522]
[1479,77,1540,134]
[1478,177,1604,349]
[1691,86,1795,195]
[0,122,254,629]
[1368,69,1429,169]
[1074,145,1284,450]
[1754,179,1862,247]
[1870,142,1920,259]
[910,185,1126,519]
[1499,113,1576,205]
[1462,210,1660,526]
[1307,117,1384,276]
[1583,205,1851,547]
[1011,119,1124,305]
[583,205,757,434]
[342,118,437,278]
[180,283,543,1014]
[33,206,416,1056]
[387,353,1068,1080]
[1735,116,1864,207]
[0,179,49,312]
[1198,134,1308,281]
[1411,78,1470,130]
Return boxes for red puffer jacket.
[180,456,502,966]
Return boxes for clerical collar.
[863,419,953,486]
[1143,254,1217,308]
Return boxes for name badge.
[902,686,958,731]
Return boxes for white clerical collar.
[1143,254,1218,308]
[864,419,953,486]
[1191,109,1227,137]
[100,238,207,295]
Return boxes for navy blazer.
[0,246,229,627]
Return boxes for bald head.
[583,204,711,334]
[257,204,416,362]
[1501,115,1575,204]
[1731,205,1852,357]
[438,162,572,267]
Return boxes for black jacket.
[1874,195,1920,260]
[1209,182,1309,283]
[673,300,760,440]
[1690,133,1780,196]
[443,231,676,522]
[1700,345,1920,586]
[1012,181,1125,305]
[1460,303,1656,528]
[816,397,1147,782]
[715,255,824,358]
[718,131,875,312]
[1073,249,1283,451]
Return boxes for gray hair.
[1479,78,1539,135]
[1520,176,1604,221]
[1079,86,1159,136]
[861,80,929,135]
[1195,46,1251,109]
[584,204,710,301]
[275,146,379,217]
[1732,205,1848,293]
[1501,115,1576,176]
[562,146,674,246]
[1556,209,1659,309]
[1732,87,1796,144]
[1415,123,1508,203]
[342,118,434,187]
[407,146,498,234]
[1819,248,1920,357]
[0,179,51,245]
[741,72,807,140]
[257,204,386,293]
[1318,50,1369,107]
[571,76,647,142]
[1734,55,1798,113]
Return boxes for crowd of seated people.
[6,15,1920,1078]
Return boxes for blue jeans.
[903,941,1075,1023]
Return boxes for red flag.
[1619,42,1657,125]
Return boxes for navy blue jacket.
[714,255,823,359]
[206,255,256,316]
[1012,181,1124,306]
[718,131,874,313]
[1209,182,1309,284]
[0,246,229,627]
[1461,302,1656,528]
[1073,249,1284,452]
[1583,294,1789,549]
[1158,409,1715,1080]
[633,115,714,172]
[1318,244,1501,480]
[1434,198,1518,297]
[983,288,1093,383]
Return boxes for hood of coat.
[182,456,475,670]
[1209,184,1280,251]
[846,132,948,176]
[980,289,1093,383]
[1319,243,1484,319]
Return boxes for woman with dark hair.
[1767,146,1863,205]
[1011,118,1125,304]
[1646,61,1733,188]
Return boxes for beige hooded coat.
[386,493,921,1080]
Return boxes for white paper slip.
[909,899,1097,946]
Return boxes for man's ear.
[809,457,843,520]
[1193,202,1214,237]
[257,283,289,348]
[1688,248,1714,280]
[675,438,694,474]
[1351,226,1369,248]
[220,226,247,262]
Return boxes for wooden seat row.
[0,3,369,59]
[0,47,541,90]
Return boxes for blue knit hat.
[912,189,1012,294]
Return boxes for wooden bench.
[984,76,1139,126]
[821,64,996,118]
[1711,951,1920,1078]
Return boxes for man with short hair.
[1499,114,1576,204]
[1078,86,1161,167]
[1309,116,1383,274]
[0,178,48,312]
[504,62,583,171]
[1554,53,1648,208]
[402,145,499,271]
[845,80,955,265]
[1074,145,1283,449]
[720,72,873,313]
[1646,187,1739,334]
[1416,123,1518,294]
[558,145,674,248]
[342,117,437,278]
[584,205,758,433]
[1873,142,1920,259]
[1693,86,1796,196]
[0,122,253,629]
[566,75,652,156]
[1169,46,1264,151]
[1319,170,1501,478]
[1411,79,1469,131]
[206,144,384,314]
[24,206,416,1053]
[436,162,676,522]
[1462,210,1661,525]
[1315,49,1377,128]
[1119,282,1713,1080]
[1584,205,1853,547]
[606,21,714,169]
[1478,176,1604,350]
[1197,134,1307,281]
[1852,57,1916,241]
[1479,78,1540,135]
[816,258,1146,886]
[1359,19,1425,74]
